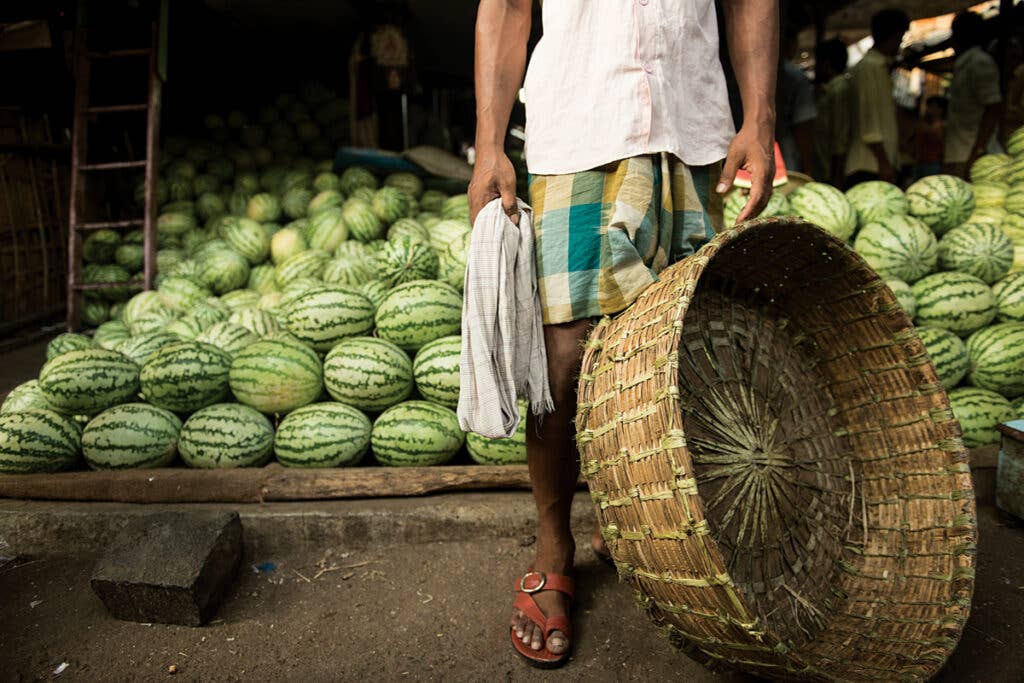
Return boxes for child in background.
[914,96,947,181]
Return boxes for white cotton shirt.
[523,0,735,175]
[945,46,1003,164]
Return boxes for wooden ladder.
[66,21,162,330]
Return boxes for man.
[845,9,910,186]
[468,0,777,668]
[814,38,852,187]
[777,30,817,174]
[944,10,1003,178]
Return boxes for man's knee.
[544,319,593,407]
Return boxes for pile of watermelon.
[0,90,527,475]
[725,147,1024,448]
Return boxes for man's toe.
[547,631,568,655]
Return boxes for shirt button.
[639,0,649,5]
[643,62,653,73]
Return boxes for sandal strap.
[513,570,576,599]
[543,615,572,640]
[512,592,574,641]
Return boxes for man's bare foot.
[510,531,575,654]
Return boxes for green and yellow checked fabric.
[529,154,723,324]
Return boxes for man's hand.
[717,125,775,224]
[877,157,897,184]
[469,146,519,225]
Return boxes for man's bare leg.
[510,318,592,654]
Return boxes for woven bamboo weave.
[575,218,976,681]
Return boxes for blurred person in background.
[845,9,910,186]
[914,96,947,180]
[776,30,816,174]
[813,38,851,187]
[944,10,1003,178]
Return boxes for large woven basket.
[576,218,976,681]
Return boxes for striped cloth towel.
[457,198,553,439]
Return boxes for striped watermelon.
[375,280,463,352]
[948,387,1015,448]
[197,321,260,357]
[1013,396,1024,418]
[321,258,371,288]
[970,153,1013,183]
[283,288,375,351]
[306,208,349,252]
[917,326,969,390]
[282,187,313,219]
[1008,126,1024,156]
[438,232,470,291]
[258,292,282,313]
[905,175,975,235]
[971,183,1007,209]
[965,323,1024,397]
[0,410,82,473]
[308,189,344,215]
[229,338,323,414]
[787,182,857,241]
[220,289,261,311]
[178,403,274,468]
[313,172,341,193]
[197,249,250,295]
[139,341,231,413]
[334,239,373,262]
[885,279,917,318]
[441,194,470,221]
[269,226,308,265]
[323,337,413,412]
[993,272,1024,322]
[94,320,132,350]
[158,275,211,311]
[349,187,375,204]
[39,349,140,414]
[82,403,181,469]
[376,236,439,287]
[157,213,196,237]
[82,229,120,263]
[1,380,53,415]
[248,263,278,294]
[279,278,325,308]
[371,187,411,225]
[845,181,907,227]
[228,308,282,337]
[912,272,996,336]
[371,401,465,466]
[127,309,178,336]
[82,301,110,327]
[428,219,471,255]
[47,333,95,361]
[1004,186,1024,216]
[387,218,431,243]
[420,190,448,214]
[197,192,227,221]
[246,193,282,222]
[938,222,1013,284]
[1005,214,1024,246]
[413,336,461,409]
[274,249,330,287]
[342,198,384,242]
[723,190,791,227]
[222,217,270,264]
[123,291,167,325]
[852,215,937,283]
[116,331,180,366]
[339,166,378,196]
[466,399,528,465]
[357,280,390,310]
[115,243,144,272]
[419,213,441,229]
[384,172,424,198]
[164,315,205,340]
[274,403,371,467]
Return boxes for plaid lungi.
[529,154,723,325]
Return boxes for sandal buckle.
[520,571,547,594]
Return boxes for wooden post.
[142,21,161,291]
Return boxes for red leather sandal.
[510,569,576,668]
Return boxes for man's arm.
[468,0,532,224]
[719,0,778,222]
[966,103,1002,175]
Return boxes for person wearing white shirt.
[468,0,778,667]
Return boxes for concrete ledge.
[0,492,598,557]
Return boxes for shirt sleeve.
[970,54,1003,106]
[854,62,888,145]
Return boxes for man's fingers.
[734,169,770,223]
[716,149,741,194]
[500,186,520,226]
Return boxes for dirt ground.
[1,499,1022,683]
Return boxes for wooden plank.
[0,464,542,504]
[969,444,1000,470]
